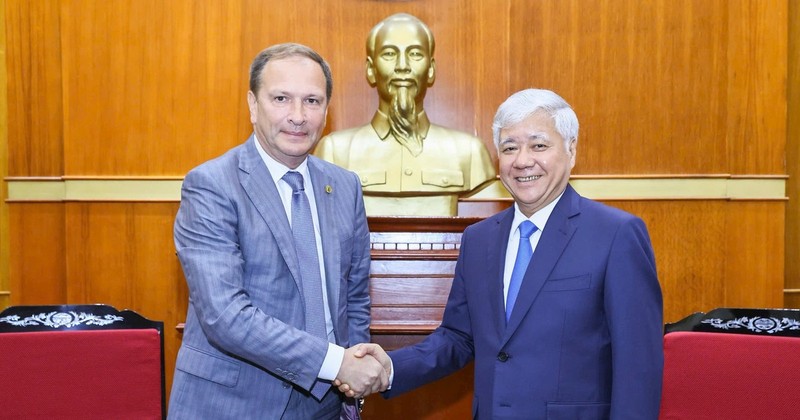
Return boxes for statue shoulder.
[428,124,484,144]
[314,124,377,163]
[426,124,492,155]
[320,124,375,143]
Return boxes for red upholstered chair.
[0,304,165,419]
[659,308,800,420]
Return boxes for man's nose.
[395,53,410,72]
[288,101,305,125]
[514,149,535,168]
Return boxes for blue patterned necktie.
[283,171,331,399]
[282,171,327,340]
[506,220,537,322]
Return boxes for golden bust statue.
[314,13,496,216]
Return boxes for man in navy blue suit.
[341,88,664,419]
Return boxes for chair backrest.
[659,308,800,420]
[0,304,165,419]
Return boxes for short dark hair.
[249,43,333,100]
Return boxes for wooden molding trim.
[4,175,788,202]
[6,177,183,202]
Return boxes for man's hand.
[335,344,389,398]
[335,343,392,397]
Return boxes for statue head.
[365,13,436,155]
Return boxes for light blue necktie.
[282,171,327,340]
[506,220,537,322]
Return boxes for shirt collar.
[370,109,431,141]
[511,191,565,235]
[253,134,310,186]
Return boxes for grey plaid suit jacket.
[168,136,371,419]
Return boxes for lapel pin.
[325,185,333,194]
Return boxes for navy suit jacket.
[386,185,663,419]
[168,136,371,419]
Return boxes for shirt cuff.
[387,357,395,389]
[318,343,345,381]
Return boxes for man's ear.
[247,90,257,124]
[427,58,436,86]
[568,137,578,166]
[366,57,376,86]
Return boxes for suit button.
[404,168,413,176]
[497,352,509,362]
[282,383,291,389]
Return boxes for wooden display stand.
[367,216,479,350]
[364,216,480,419]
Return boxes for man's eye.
[274,96,288,103]
[381,51,397,59]
[409,50,425,60]
[501,146,517,153]
[306,98,320,105]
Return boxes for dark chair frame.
[665,307,800,337]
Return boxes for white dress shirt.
[254,137,344,382]
[503,192,564,308]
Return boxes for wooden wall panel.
[5,0,62,176]
[8,204,66,304]
[554,0,732,175]
[724,202,785,307]
[0,0,8,310]
[787,295,800,309]
[8,0,779,177]
[726,0,788,174]
[637,201,728,322]
[606,200,784,323]
[59,0,245,176]
[786,0,800,307]
[62,202,183,395]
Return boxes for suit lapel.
[238,136,304,294]
[307,157,342,339]
[489,209,515,335]
[503,185,581,342]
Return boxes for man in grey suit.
[168,43,387,419]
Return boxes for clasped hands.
[334,343,391,398]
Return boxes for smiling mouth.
[516,175,542,182]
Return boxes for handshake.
[334,343,392,398]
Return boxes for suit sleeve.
[604,217,664,419]
[175,167,328,392]
[345,171,372,346]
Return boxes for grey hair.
[492,89,579,151]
